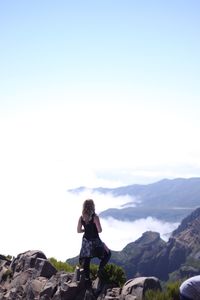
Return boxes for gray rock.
[0,249,162,299]
[34,258,57,278]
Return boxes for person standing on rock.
[179,275,200,300]
[77,199,111,287]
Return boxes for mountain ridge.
[68,177,200,222]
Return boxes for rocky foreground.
[0,250,161,300]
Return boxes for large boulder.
[120,277,161,300]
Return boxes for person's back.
[77,199,111,289]
[179,275,200,300]
[81,214,99,241]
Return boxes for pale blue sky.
[1,0,200,259]
[1,0,200,185]
[1,0,200,111]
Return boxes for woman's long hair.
[82,199,95,223]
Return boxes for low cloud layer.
[1,190,179,261]
[101,217,179,251]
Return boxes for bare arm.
[94,215,102,233]
[77,216,84,233]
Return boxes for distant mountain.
[67,206,200,281]
[110,207,200,280]
[69,177,200,222]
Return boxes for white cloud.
[1,101,200,192]
[0,103,198,260]
[100,217,179,251]
[0,189,179,261]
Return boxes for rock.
[120,277,161,300]
[10,250,47,273]
[0,249,163,299]
[34,258,57,278]
[40,276,58,298]
[25,277,47,299]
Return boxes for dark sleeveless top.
[81,213,99,241]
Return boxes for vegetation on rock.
[49,257,75,272]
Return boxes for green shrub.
[90,263,126,287]
[166,280,180,299]
[90,264,98,280]
[145,280,181,300]
[49,257,75,272]
[48,258,125,286]
[145,289,169,300]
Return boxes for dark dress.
[79,213,104,258]
[79,213,111,279]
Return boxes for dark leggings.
[79,249,111,279]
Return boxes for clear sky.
[0,0,200,259]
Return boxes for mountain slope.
[69,177,200,222]
[110,207,200,280]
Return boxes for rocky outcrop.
[112,207,200,281]
[110,231,166,279]
[151,207,200,280]
[119,277,161,300]
[0,250,86,299]
[0,250,160,300]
